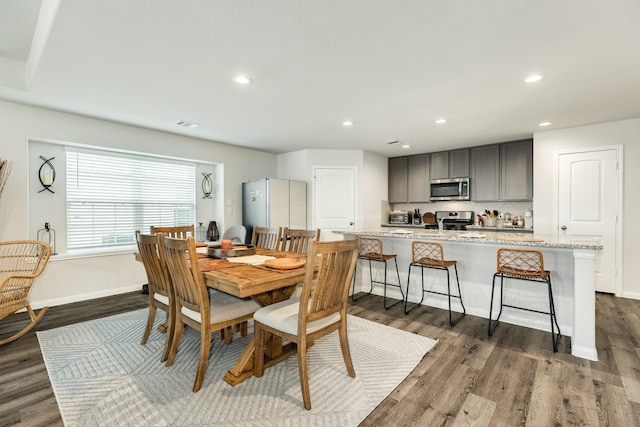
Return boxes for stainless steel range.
[424,210,475,230]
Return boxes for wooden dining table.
[197,247,311,386]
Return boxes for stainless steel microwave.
[430,178,470,201]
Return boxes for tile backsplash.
[387,200,533,224]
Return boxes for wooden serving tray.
[264,257,306,270]
[207,244,257,258]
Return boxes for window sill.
[49,246,137,262]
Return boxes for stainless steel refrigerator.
[242,178,307,243]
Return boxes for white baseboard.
[30,284,143,310]
[620,291,640,301]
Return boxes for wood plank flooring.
[1,291,639,426]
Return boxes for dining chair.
[489,247,561,351]
[0,240,52,346]
[161,235,260,392]
[278,228,320,253]
[150,224,195,239]
[136,231,175,363]
[222,225,247,244]
[250,226,282,250]
[253,237,360,410]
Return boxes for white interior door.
[557,148,620,294]
[313,167,356,240]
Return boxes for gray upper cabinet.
[388,156,408,203]
[430,149,470,180]
[501,139,533,200]
[470,144,500,201]
[408,154,430,202]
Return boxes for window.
[66,148,196,250]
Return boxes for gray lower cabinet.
[408,153,430,202]
[388,156,408,203]
[501,139,533,200]
[470,144,500,201]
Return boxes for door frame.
[312,166,358,236]
[553,144,623,296]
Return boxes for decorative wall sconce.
[202,172,213,199]
[37,222,57,255]
[38,156,56,193]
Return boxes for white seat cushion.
[182,290,260,324]
[253,297,341,336]
[153,293,170,305]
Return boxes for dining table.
[196,247,311,386]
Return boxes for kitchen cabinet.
[430,149,470,180]
[501,139,533,200]
[408,154,430,202]
[470,139,532,201]
[388,156,408,203]
[470,144,500,201]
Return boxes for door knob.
[349,222,354,226]
[561,225,567,230]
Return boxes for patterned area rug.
[38,309,437,426]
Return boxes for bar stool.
[350,237,404,309]
[404,241,466,326]
[488,248,561,352]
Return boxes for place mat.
[226,254,277,266]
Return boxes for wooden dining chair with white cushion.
[0,240,51,346]
[150,224,195,239]
[250,226,282,250]
[136,231,175,363]
[279,228,320,253]
[253,237,360,410]
[161,235,260,392]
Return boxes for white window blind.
[66,149,196,250]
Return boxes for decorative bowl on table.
[207,244,257,258]
[264,257,306,270]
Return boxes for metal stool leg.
[383,257,403,310]
[488,273,504,336]
[547,276,561,352]
[447,264,466,326]
[404,263,426,314]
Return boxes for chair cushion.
[253,297,341,335]
[153,293,170,305]
[182,290,259,325]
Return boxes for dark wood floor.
[1,291,639,426]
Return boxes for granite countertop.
[381,224,533,233]
[341,228,603,250]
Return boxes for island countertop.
[340,228,603,251]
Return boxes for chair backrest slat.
[150,225,195,239]
[136,231,171,297]
[280,228,320,253]
[251,226,282,250]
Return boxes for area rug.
[37,309,437,426]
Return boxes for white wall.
[533,117,640,299]
[0,100,277,308]
[277,149,389,235]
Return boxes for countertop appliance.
[424,210,475,230]
[242,178,307,243]
[430,178,470,201]
[389,211,412,224]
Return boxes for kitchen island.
[337,228,603,361]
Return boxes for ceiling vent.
[175,120,200,128]
[386,140,400,145]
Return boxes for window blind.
[66,149,196,250]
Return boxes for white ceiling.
[1,0,640,156]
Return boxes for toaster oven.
[389,211,411,224]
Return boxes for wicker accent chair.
[136,231,175,363]
[279,228,320,253]
[404,241,466,326]
[150,224,195,239]
[250,226,282,250]
[489,248,561,352]
[161,235,260,392]
[254,237,360,410]
[0,240,51,346]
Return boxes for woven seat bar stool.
[350,237,403,310]
[404,241,466,326]
[488,248,561,352]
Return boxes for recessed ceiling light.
[539,121,552,127]
[233,75,252,85]
[524,74,545,83]
[435,118,447,124]
[402,144,411,149]
[342,120,354,127]
[175,120,200,128]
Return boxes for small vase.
[206,221,219,241]
[196,222,206,242]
